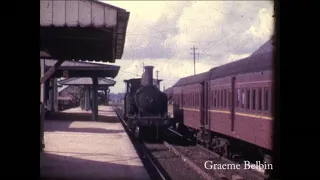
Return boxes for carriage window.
[246,89,250,109]
[208,91,211,107]
[241,89,245,108]
[193,92,194,106]
[224,89,227,108]
[264,88,270,111]
[237,89,241,108]
[196,93,198,106]
[195,93,197,106]
[252,89,256,110]
[187,93,189,106]
[193,92,195,106]
[222,89,224,108]
[258,88,262,110]
[228,90,232,108]
[213,91,216,108]
[197,93,199,106]
[211,91,213,107]
[221,90,224,108]
[220,90,223,108]
[218,90,220,108]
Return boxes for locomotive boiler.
[123,66,174,140]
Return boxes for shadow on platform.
[44,120,125,134]
[40,152,149,180]
[46,112,119,123]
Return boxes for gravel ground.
[145,142,208,180]
[171,143,265,180]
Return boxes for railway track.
[165,128,267,180]
[114,105,267,180]
[113,106,207,180]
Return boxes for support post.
[40,59,46,103]
[84,86,90,111]
[104,90,108,105]
[92,77,98,121]
[53,78,58,112]
[48,79,53,111]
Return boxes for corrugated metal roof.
[208,51,272,80]
[44,59,120,70]
[40,0,129,60]
[172,71,210,87]
[41,0,122,28]
[58,77,116,86]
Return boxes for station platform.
[40,106,150,180]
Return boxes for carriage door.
[204,81,209,129]
[231,77,236,132]
[200,81,208,128]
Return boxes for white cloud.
[103,1,274,93]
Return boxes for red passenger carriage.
[170,40,273,162]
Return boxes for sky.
[101,1,274,93]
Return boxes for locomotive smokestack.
[143,66,154,86]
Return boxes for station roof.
[40,0,130,62]
[172,71,210,87]
[44,59,120,78]
[58,77,116,86]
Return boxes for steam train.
[166,39,273,163]
[123,66,174,139]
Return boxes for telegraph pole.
[190,46,198,75]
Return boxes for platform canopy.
[58,77,116,87]
[44,59,120,78]
[40,0,130,62]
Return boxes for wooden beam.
[40,60,64,85]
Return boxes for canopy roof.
[44,59,120,78]
[40,0,130,62]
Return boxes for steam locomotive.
[123,66,174,140]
